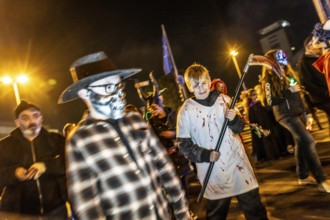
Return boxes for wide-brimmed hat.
[58,51,142,103]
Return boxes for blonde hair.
[184,63,211,91]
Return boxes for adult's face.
[250,91,258,101]
[15,108,43,139]
[215,82,225,94]
[84,75,126,120]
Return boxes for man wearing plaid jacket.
[58,51,191,220]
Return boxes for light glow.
[2,76,13,84]
[16,74,28,84]
[230,50,238,57]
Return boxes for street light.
[1,74,28,105]
[230,50,247,90]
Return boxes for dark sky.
[0,0,319,130]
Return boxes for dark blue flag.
[162,27,173,75]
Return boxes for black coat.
[0,127,66,215]
[297,54,330,105]
[149,107,191,178]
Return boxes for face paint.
[191,78,211,100]
[275,50,288,66]
[87,84,126,120]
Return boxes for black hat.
[58,51,142,103]
[15,100,40,118]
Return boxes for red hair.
[210,78,227,94]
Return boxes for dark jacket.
[0,127,66,215]
[149,107,191,178]
[148,107,177,148]
[297,54,330,105]
[264,80,306,122]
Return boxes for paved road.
[188,110,330,220]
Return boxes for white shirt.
[177,94,258,199]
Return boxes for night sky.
[0,0,319,130]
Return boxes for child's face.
[190,77,211,100]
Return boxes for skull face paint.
[87,75,126,120]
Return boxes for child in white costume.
[176,63,268,220]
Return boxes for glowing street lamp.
[230,50,247,90]
[1,74,28,105]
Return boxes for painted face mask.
[87,82,126,120]
[275,50,288,66]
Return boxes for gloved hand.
[29,162,46,180]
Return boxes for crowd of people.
[1,20,330,220]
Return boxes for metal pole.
[313,0,330,23]
[197,54,253,203]
[12,81,21,105]
[232,55,247,90]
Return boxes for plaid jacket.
[66,112,190,220]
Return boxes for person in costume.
[176,63,268,220]
[261,49,330,193]
[58,51,191,219]
[210,78,227,95]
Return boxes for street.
[187,110,330,220]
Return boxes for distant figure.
[146,93,192,195]
[177,63,268,220]
[133,72,164,121]
[254,84,295,155]
[58,51,191,219]
[261,49,330,193]
[298,35,330,133]
[246,88,281,163]
[210,78,227,94]
[0,100,67,218]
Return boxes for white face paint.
[86,75,126,120]
[191,78,211,100]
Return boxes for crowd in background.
[1,19,330,219]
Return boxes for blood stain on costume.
[237,165,243,172]
[202,118,205,127]
[245,180,249,185]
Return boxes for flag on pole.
[161,25,187,101]
[162,25,174,75]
